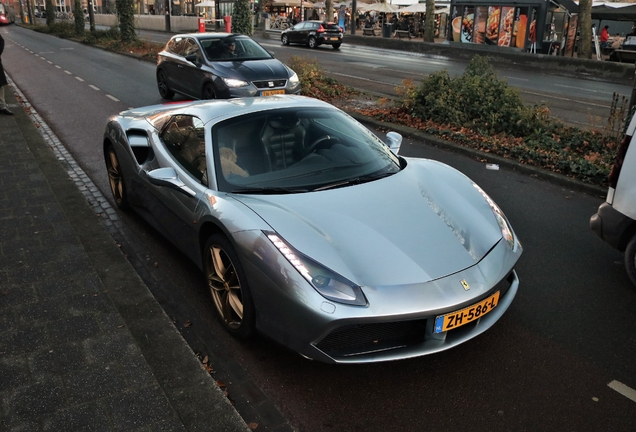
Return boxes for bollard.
[223,15,231,33]
[199,17,205,32]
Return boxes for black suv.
[281,21,343,49]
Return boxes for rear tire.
[282,34,289,45]
[308,36,317,49]
[157,70,175,99]
[624,234,636,286]
[333,43,341,49]
[104,144,129,210]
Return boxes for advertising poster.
[511,8,528,49]
[451,6,461,42]
[461,7,475,43]
[474,6,488,44]
[486,6,501,45]
[498,6,514,46]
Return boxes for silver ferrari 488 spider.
[103,95,522,364]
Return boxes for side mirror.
[148,167,196,197]
[386,131,402,155]
[185,53,199,64]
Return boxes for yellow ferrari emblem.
[460,279,470,290]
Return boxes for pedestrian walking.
[0,33,12,116]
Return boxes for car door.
[177,38,207,99]
[141,114,210,263]
[161,36,189,94]
[290,22,307,44]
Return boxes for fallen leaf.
[202,356,209,364]
[184,320,192,328]
[248,422,259,430]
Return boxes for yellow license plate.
[260,89,285,96]
[434,291,500,333]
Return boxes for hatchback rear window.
[322,23,340,30]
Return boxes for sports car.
[103,95,522,364]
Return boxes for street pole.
[351,0,356,35]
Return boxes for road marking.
[47,61,53,64]
[331,72,395,86]
[519,89,612,109]
[60,47,74,50]
[64,70,72,75]
[608,380,636,403]
[504,76,529,81]
[40,57,47,60]
[106,94,120,102]
[75,77,84,82]
[89,85,100,91]
[55,65,62,69]
[554,83,614,95]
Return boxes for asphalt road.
[3,24,636,431]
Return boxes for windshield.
[212,107,401,193]
[199,36,273,61]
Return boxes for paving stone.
[0,356,31,392]
[42,402,112,432]
[6,379,67,421]
[102,386,179,430]
[47,315,102,345]
[28,343,88,374]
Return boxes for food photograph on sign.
[486,6,500,44]
[498,7,514,46]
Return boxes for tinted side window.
[168,37,187,55]
[161,115,207,183]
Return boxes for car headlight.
[288,71,299,85]
[473,183,516,249]
[266,233,367,306]
[222,77,249,88]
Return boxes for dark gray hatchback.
[281,21,343,49]
[156,33,301,100]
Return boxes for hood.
[233,159,505,287]
[210,59,290,81]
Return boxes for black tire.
[204,234,255,339]
[308,36,317,49]
[282,34,289,45]
[333,43,341,50]
[156,70,175,99]
[624,234,636,286]
[202,84,216,100]
[104,144,129,210]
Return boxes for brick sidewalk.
[0,82,249,431]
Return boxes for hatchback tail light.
[317,25,325,33]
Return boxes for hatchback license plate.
[434,291,500,333]
[261,89,285,96]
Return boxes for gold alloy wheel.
[207,244,244,329]
[106,147,126,208]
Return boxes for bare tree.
[326,0,332,24]
[578,0,593,59]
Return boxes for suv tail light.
[317,25,325,33]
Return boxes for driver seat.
[261,116,306,171]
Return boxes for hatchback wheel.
[205,234,255,338]
[157,70,175,99]
[282,34,289,45]
[202,84,216,100]
[625,234,636,286]
[105,144,128,210]
[333,43,341,50]
[308,36,317,49]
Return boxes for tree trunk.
[116,0,137,43]
[326,0,332,25]
[423,0,435,42]
[578,0,593,59]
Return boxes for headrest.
[268,116,299,130]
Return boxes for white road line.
[331,72,395,86]
[554,83,614,95]
[47,61,53,64]
[55,65,62,69]
[64,70,72,75]
[75,77,84,82]
[106,94,120,102]
[520,89,612,109]
[60,48,74,50]
[503,76,530,81]
[89,85,100,91]
[608,380,636,403]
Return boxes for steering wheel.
[305,135,341,155]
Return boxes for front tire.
[282,34,289,45]
[308,36,317,49]
[624,234,636,286]
[157,70,175,99]
[202,84,216,100]
[105,144,129,210]
[204,234,255,338]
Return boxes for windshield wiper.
[313,171,396,191]
[230,186,309,194]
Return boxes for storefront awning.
[573,1,636,21]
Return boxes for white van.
[590,111,636,285]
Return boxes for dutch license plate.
[330,37,339,41]
[260,89,285,97]
[434,291,500,333]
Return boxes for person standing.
[0,33,12,116]
[600,25,610,49]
